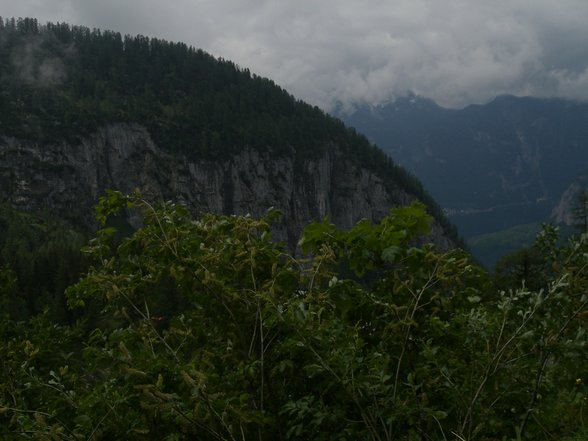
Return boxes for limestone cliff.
[551,172,588,226]
[0,123,453,250]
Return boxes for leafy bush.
[1,192,588,439]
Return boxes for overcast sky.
[2,0,588,110]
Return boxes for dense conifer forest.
[2,18,588,440]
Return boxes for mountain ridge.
[0,18,459,251]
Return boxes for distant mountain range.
[335,94,588,265]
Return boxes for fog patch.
[9,35,68,87]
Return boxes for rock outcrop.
[0,123,453,251]
[551,172,588,226]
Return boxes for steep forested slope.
[0,17,458,248]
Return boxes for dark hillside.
[0,17,460,246]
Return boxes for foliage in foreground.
[0,205,87,322]
[2,192,588,440]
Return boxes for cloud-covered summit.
[2,0,588,110]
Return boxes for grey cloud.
[1,0,588,109]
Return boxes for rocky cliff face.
[551,172,588,226]
[0,123,453,251]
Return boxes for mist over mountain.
[336,93,588,265]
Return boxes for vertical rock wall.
[0,123,454,250]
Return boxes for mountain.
[0,18,458,251]
[6,20,588,441]
[336,93,588,265]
